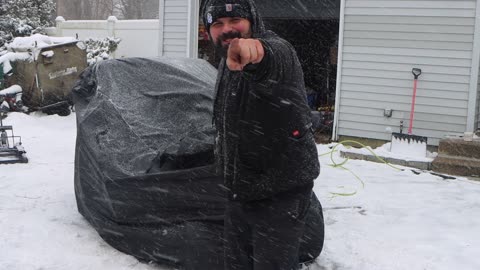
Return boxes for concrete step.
[437,138,480,159]
[432,137,480,177]
[432,154,480,177]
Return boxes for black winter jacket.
[210,0,319,202]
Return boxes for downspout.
[187,0,200,58]
[466,0,480,132]
[158,0,166,57]
[332,0,346,141]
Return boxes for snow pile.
[0,51,31,74]
[0,84,22,96]
[7,34,76,52]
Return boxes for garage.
[198,0,340,132]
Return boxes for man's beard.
[214,31,244,58]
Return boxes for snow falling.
[1,112,479,270]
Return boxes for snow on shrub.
[83,37,121,66]
[0,0,55,55]
[0,0,55,37]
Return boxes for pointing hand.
[226,38,265,71]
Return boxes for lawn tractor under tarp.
[72,57,324,269]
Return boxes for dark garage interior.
[198,0,340,134]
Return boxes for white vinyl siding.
[337,0,477,146]
[162,0,188,57]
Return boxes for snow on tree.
[0,0,56,54]
[0,1,119,67]
[0,0,56,37]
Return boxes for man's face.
[209,17,252,57]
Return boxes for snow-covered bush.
[83,37,121,66]
[0,0,55,37]
[0,0,55,55]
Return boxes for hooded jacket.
[203,0,320,201]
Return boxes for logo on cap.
[207,13,213,24]
[226,4,233,12]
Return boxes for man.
[201,0,321,269]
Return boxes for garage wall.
[336,0,477,145]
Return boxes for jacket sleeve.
[242,35,297,86]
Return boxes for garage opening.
[198,0,340,140]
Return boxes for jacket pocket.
[237,89,288,172]
[278,125,315,163]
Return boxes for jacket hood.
[201,0,266,38]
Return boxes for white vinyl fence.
[50,16,161,59]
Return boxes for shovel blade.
[390,132,428,157]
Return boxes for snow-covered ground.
[1,112,480,270]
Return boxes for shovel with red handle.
[408,68,422,134]
[390,68,428,157]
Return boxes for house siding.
[162,0,189,57]
[337,0,477,146]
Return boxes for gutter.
[332,0,346,141]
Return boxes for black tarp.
[72,57,324,269]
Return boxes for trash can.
[13,41,87,115]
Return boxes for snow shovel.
[390,68,428,157]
